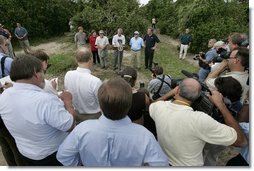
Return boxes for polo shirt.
[150,101,237,166]
[0,83,74,160]
[57,115,169,166]
[0,53,13,78]
[14,26,28,40]
[179,33,192,45]
[64,67,102,114]
[206,71,249,103]
[129,37,144,51]
[144,34,160,49]
[74,32,87,45]
[95,36,109,55]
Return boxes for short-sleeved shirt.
[129,37,144,51]
[74,32,87,45]
[57,115,169,166]
[112,34,126,47]
[64,67,102,114]
[205,48,217,63]
[95,36,109,57]
[0,83,74,160]
[149,101,237,166]
[144,34,160,49]
[14,26,28,40]
[179,33,192,45]
[148,74,172,98]
[206,71,249,103]
[0,53,13,78]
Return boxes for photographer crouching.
[147,65,173,100]
[194,39,217,82]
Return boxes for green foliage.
[72,0,149,42]
[0,0,77,39]
[47,53,76,75]
[145,0,249,53]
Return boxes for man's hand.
[59,90,73,105]
[3,82,13,89]
[208,90,225,109]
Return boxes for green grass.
[141,42,198,79]
[47,53,76,75]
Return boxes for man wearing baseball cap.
[129,31,144,69]
[95,30,109,69]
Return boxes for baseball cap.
[99,30,105,34]
[134,31,139,35]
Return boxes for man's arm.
[209,90,247,147]
[156,86,178,101]
[205,59,228,82]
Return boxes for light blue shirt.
[0,83,74,160]
[57,115,169,166]
[239,122,249,164]
[129,37,144,51]
[0,53,13,78]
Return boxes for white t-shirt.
[206,71,249,103]
[0,83,74,160]
[149,101,237,166]
[64,67,102,114]
[112,34,126,47]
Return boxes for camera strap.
[155,75,172,95]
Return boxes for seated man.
[0,55,75,166]
[205,47,249,104]
[149,78,247,166]
[148,66,172,100]
[64,48,102,124]
[57,77,169,166]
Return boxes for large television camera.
[178,70,237,123]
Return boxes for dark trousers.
[20,151,63,166]
[226,154,249,166]
[0,123,26,166]
[145,48,155,69]
[92,51,100,64]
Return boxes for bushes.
[145,0,249,53]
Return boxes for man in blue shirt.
[57,77,169,166]
[14,23,32,54]
[196,39,217,82]
[129,31,144,69]
[0,35,13,79]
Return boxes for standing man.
[0,24,15,59]
[74,26,87,49]
[14,23,32,54]
[129,31,144,69]
[179,28,192,60]
[112,28,125,71]
[0,55,76,166]
[95,30,109,69]
[196,39,217,82]
[144,28,160,70]
[64,48,102,124]
[152,17,156,29]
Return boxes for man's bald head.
[179,78,201,101]
[75,47,92,63]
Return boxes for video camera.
[179,70,237,123]
[193,52,205,60]
[213,48,230,63]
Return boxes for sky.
[139,0,150,5]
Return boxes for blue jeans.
[198,68,210,82]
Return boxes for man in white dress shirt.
[64,48,102,124]
[0,55,75,166]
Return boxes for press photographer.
[194,39,217,82]
[148,65,173,100]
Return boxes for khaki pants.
[179,44,189,59]
[19,40,32,54]
[131,50,141,69]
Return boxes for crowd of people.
[0,22,250,167]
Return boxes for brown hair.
[120,67,137,87]
[98,77,132,120]
[30,50,49,62]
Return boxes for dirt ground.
[0,33,240,166]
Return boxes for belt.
[132,49,141,52]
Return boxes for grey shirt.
[74,32,87,45]
[148,74,172,98]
